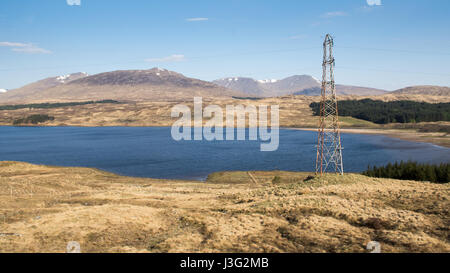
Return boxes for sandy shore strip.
[295,127,450,148]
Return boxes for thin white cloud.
[12,47,52,54]
[0,42,51,54]
[321,11,348,18]
[0,42,28,47]
[146,54,186,63]
[367,0,382,6]
[67,0,81,6]
[186,17,209,22]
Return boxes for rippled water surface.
[0,126,448,180]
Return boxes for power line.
[337,66,450,77]
[0,46,321,72]
[0,45,448,76]
[336,46,450,56]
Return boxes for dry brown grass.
[1,94,449,128]
[0,161,448,253]
[1,95,449,147]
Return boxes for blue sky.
[0,0,449,90]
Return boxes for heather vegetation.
[1,162,448,253]
[13,114,55,125]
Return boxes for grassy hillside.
[0,162,448,253]
[391,86,450,96]
[0,95,449,128]
[0,100,120,110]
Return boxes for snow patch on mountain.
[56,72,89,83]
[257,79,278,84]
[56,75,71,83]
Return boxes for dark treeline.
[363,161,449,183]
[310,99,450,124]
[0,100,120,111]
[13,114,55,125]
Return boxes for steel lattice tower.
[315,34,344,175]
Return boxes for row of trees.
[0,100,120,111]
[310,99,450,124]
[363,161,449,183]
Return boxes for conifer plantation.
[363,161,449,183]
[310,99,450,124]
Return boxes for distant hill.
[213,77,265,97]
[390,85,450,96]
[213,75,320,97]
[214,75,387,97]
[0,68,241,103]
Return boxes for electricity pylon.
[315,34,344,175]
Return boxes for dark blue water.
[0,126,448,180]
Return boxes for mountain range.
[213,75,387,97]
[213,75,321,97]
[0,68,448,104]
[0,68,241,103]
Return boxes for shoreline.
[295,127,450,148]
